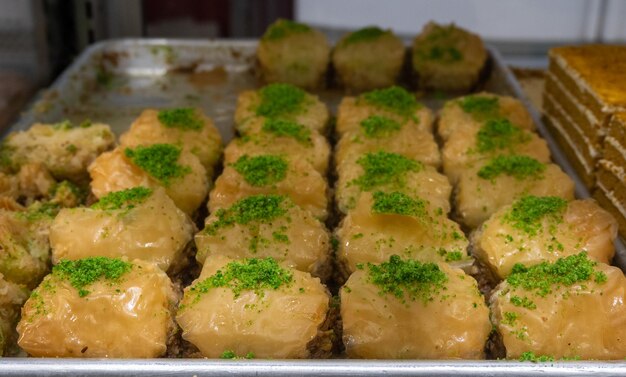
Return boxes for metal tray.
[2,39,625,376]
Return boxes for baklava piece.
[50,187,196,273]
[336,192,470,277]
[490,253,626,359]
[438,92,534,142]
[0,201,58,288]
[336,86,433,135]
[0,274,29,356]
[210,154,328,220]
[455,155,575,228]
[235,83,329,134]
[176,256,331,359]
[224,117,330,174]
[411,22,487,92]
[17,257,178,358]
[257,19,330,89]
[196,194,330,280]
[332,26,405,91]
[472,196,617,280]
[89,143,208,215]
[120,108,223,178]
[442,118,550,183]
[335,151,450,214]
[341,255,490,359]
[0,121,115,183]
[335,114,440,168]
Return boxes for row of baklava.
[257,19,487,92]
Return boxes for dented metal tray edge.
[1,38,626,376]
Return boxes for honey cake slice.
[472,195,617,280]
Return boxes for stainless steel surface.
[3,38,626,375]
[2,359,626,377]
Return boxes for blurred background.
[1,0,625,128]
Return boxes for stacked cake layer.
[543,45,626,238]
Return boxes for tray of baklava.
[1,19,625,377]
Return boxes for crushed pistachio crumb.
[352,151,422,190]
[360,86,421,118]
[220,350,255,359]
[92,187,153,211]
[53,257,132,297]
[510,295,537,310]
[503,195,568,236]
[262,19,311,41]
[232,155,288,186]
[367,255,448,304]
[458,95,500,120]
[507,252,607,297]
[360,115,402,138]
[256,83,307,118]
[187,257,293,302]
[124,144,191,185]
[502,311,519,325]
[477,155,545,181]
[475,118,530,153]
[341,26,387,46]
[157,108,203,131]
[371,191,427,218]
[262,118,311,145]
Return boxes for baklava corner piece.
[17,257,178,358]
[490,253,626,360]
[176,255,332,359]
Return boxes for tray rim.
[2,38,625,375]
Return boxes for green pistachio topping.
[91,187,153,211]
[371,191,427,217]
[360,115,402,138]
[157,108,203,131]
[53,257,132,297]
[352,151,423,190]
[414,24,464,63]
[262,19,311,41]
[205,194,288,235]
[342,26,387,46]
[506,252,608,297]
[503,195,568,236]
[18,201,61,222]
[220,350,255,359]
[475,118,530,153]
[262,118,312,145]
[367,255,448,304]
[49,180,87,204]
[256,83,307,119]
[360,86,421,118]
[232,155,288,186]
[187,257,293,302]
[124,144,191,185]
[458,95,500,120]
[477,155,545,181]
[519,352,554,363]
